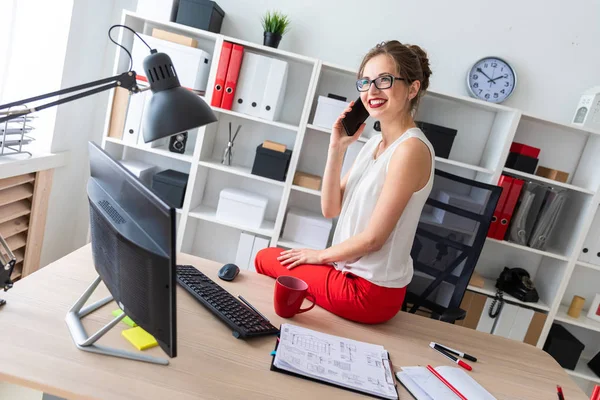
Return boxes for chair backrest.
[405,168,502,318]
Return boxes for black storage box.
[415,121,457,159]
[543,323,585,370]
[172,0,225,33]
[251,145,292,182]
[588,351,600,378]
[152,169,189,209]
[505,152,539,174]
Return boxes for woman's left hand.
[278,248,323,270]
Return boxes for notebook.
[270,324,398,399]
[396,366,496,400]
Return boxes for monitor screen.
[87,141,177,358]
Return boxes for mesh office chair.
[404,169,502,323]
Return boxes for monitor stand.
[65,275,168,365]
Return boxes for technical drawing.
[292,334,331,355]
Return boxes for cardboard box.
[293,171,322,191]
[469,271,485,288]
[152,28,198,48]
[523,310,547,346]
[455,291,488,329]
[263,140,286,153]
[535,166,569,183]
[107,87,129,139]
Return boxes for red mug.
[274,276,316,318]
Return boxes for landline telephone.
[489,267,539,318]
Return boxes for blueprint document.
[273,324,398,399]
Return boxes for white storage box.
[282,207,332,250]
[132,33,211,92]
[313,96,349,129]
[432,190,483,232]
[216,188,268,229]
[119,159,157,186]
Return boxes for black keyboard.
[176,265,279,339]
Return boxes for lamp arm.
[0,71,139,124]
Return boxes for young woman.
[255,40,434,324]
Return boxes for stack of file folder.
[211,41,289,122]
[488,174,568,251]
[0,116,35,155]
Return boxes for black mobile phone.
[341,97,369,136]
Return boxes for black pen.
[238,295,269,322]
[430,341,477,362]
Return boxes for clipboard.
[269,329,400,400]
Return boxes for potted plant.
[261,10,290,49]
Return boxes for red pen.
[430,342,473,371]
[427,364,468,400]
[556,385,564,400]
[591,384,600,400]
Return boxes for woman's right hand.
[330,101,366,150]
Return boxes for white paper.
[399,366,496,400]
[273,324,397,399]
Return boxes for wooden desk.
[0,245,587,400]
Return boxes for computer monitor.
[72,141,177,361]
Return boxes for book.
[271,323,398,399]
[396,366,496,400]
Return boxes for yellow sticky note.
[122,326,158,351]
[112,309,138,327]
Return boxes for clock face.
[467,57,516,103]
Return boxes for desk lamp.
[0,25,217,303]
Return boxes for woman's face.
[359,54,418,121]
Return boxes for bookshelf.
[101,11,600,390]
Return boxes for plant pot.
[263,32,282,48]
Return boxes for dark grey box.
[543,323,585,370]
[173,0,225,33]
[152,169,189,209]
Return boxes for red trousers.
[255,247,406,324]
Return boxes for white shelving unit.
[101,11,600,391]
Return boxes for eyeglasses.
[356,74,405,92]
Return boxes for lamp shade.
[141,52,217,143]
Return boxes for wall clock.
[467,57,516,103]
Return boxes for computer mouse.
[218,263,240,282]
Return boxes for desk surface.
[0,245,586,400]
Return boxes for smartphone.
[341,97,369,136]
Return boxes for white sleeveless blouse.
[331,128,435,288]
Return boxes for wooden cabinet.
[0,170,52,281]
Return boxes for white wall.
[39,0,138,267]
[0,0,74,152]
[137,0,600,125]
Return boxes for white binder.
[246,55,272,117]
[508,307,534,342]
[122,90,147,145]
[491,302,519,338]
[132,34,211,92]
[259,58,288,121]
[249,236,270,273]
[580,209,600,263]
[590,230,600,266]
[235,232,256,270]
[232,52,260,115]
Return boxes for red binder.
[211,41,233,107]
[487,175,513,238]
[220,44,244,110]
[494,178,524,240]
